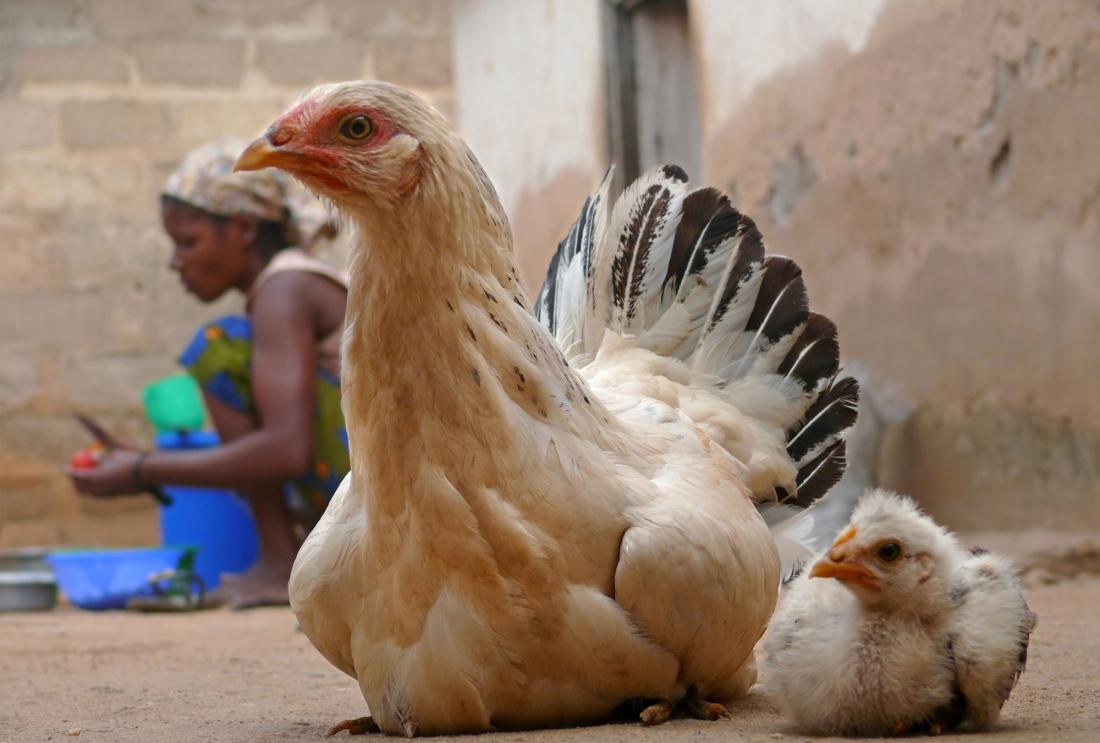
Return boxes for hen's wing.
[948,549,1035,729]
[576,378,779,703]
[612,436,780,702]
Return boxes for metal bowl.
[0,571,58,612]
[0,547,53,573]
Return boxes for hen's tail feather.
[742,257,808,347]
[777,313,839,392]
[786,377,860,465]
[713,255,809,385]
[790,439,848,508]
[536,164,859,513]
[534,168,613,357]
[597,164,690,340]
[687,219,766,373]
[663,186,730,296]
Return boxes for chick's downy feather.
[762,490,1034,736]
[239,81,858,736]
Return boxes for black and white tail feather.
[535,165,859,578]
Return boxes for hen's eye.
[877,542,902,562]
[339,115,372,141]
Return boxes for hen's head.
[234,80,459,215]
[810,489,959,613]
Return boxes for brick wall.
[0,0,454,548]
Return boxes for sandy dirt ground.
[2,557,1098,742]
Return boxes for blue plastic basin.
[156,431,259,589]
[48,547,188,610]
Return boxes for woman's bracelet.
[132,451,151,492]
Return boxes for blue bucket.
[156,431,259,589]
[48,546,189,610]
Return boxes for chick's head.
[811,489,959,614]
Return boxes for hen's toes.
[639,699,673,726]
[327,716,380,736]
[689,699,730,721]
[682,685,729,721]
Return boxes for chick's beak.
[809,558,875,582]
[234,130,296,173]
[809,526,875,583]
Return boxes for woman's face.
[161,200,251,303]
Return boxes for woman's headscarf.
[161,139,335,249]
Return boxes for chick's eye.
[339,115,373,141]
[877,542,902,562]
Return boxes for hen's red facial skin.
[239,99,398,194]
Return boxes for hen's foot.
[639,700,673,726]
[327,716,379,736]
[683,686,730,721]
[638,687,730,726]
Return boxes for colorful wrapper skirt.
[179,316,350,513]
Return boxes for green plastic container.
[142,374,205,433]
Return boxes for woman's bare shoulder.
[251,268,346,336]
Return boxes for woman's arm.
[69,273,321,495]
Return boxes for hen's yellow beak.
[810,526,876,583]
[234,136,282,173]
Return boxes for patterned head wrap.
[161,140,335,248]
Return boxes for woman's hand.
[67,449,145,497]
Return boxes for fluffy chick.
[762,489,1034,736]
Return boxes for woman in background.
[69,142,350,609]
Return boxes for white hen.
[762,489,1035,736]
[235,81,858,736]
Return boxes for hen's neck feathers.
[340,143,612,517]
